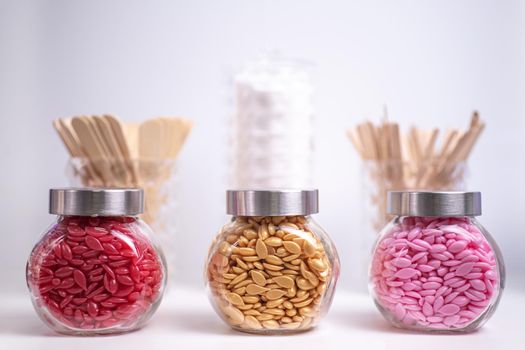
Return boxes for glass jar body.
[205,215,340,334]
[26,215,167,335]
[369,216,504,333]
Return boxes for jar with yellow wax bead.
[205,189,340,334]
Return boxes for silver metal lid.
[227,189,319,216]
[49,188,144,216]
[387,191,481,217]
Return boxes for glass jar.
[205,189,340,334]
[370,191,505,333]
[26,188,167,335]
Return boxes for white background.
[0,0,524,300]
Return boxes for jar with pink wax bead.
[369,191,504,333]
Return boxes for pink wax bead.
[370,211,504,333]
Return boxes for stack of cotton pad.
[231,57,314,188]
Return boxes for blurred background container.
[231,55,314,188]
[0,0,524,296]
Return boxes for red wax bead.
[27,215,166,335]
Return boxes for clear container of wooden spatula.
[67,157,179,228]
[362,159,467,233]
[54,115,192,288]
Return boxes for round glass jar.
[205,189,340,334]
[26,188,167,335]
[369,191,505,333]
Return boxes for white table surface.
[1,287,524,350]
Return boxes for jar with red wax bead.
[369,191,505,333]
[26,188,167,335]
